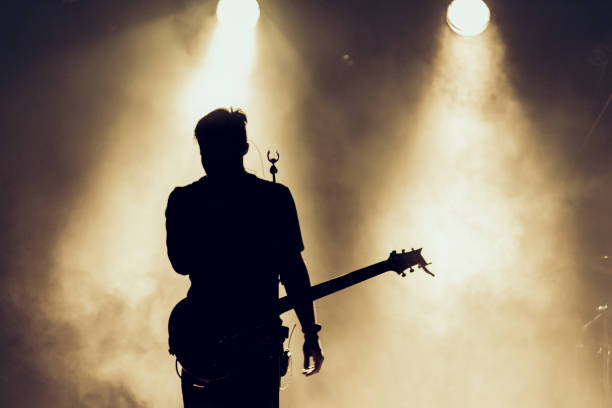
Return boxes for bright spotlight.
[216,0,260,30]
[447,0,490,37]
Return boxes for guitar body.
[169,297,290,382]
[169,297,238,381]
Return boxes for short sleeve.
[278,186,305,253]
[165,187,192,275]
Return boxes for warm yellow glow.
[181,26,256,119]
[173,4,260,142]
[49,7,263,407]
[216,0,260,30]
[368,26,578,406]
[447,0,490,37]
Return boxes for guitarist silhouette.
[165,108,324,408]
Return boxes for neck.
[206,166,248,182]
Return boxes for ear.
[241,142,249,156]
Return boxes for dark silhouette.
[165,108,323,408]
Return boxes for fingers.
[302,351,313,375]
[303,353,311,370]
[302,348,324,376]
[305,353,323,376]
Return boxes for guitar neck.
[278,260,391,314]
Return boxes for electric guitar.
[168,248,433,382]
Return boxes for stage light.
[446,0,490,37]
[216,0,260,30]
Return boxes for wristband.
[302,323,322,341]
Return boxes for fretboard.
[278,260,392,314]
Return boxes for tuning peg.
[391,250,397,255]
[401,249,405,253]
[400,272,406,277]
[409,267,414,273]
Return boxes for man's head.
[194,108,249,177]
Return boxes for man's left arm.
[280,252,324,376]
[276,185,324,375]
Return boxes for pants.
[181,345,281,408]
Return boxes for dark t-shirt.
[165,173,304,330]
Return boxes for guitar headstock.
[387,248,434,277]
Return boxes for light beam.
[371,26,577,407]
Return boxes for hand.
[302,339,324,376]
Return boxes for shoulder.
[248,177,298,215]
[169,177,207,197]
[246,174,292,196]
[166,177,208,209]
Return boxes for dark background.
[1,0,611,406]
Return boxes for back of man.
[165,108,323,408]
[166,173,303,330]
